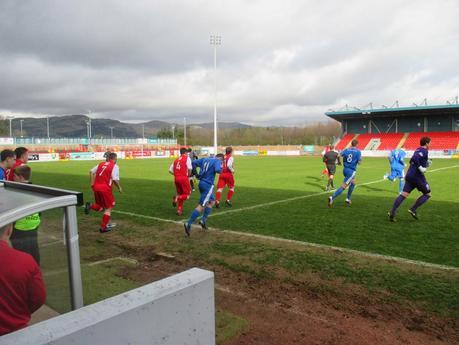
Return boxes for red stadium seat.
[335,132,459,151]
[404,131,459,150]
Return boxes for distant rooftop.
[326,100,459,118]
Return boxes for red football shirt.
[7,159,24,181]
[92,161,119,192]
[171,154,192,178]
[222,154,234,175]
[0,240,46,335]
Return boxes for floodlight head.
[210,35,222,45]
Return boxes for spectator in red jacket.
[0,224,46,336]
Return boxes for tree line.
[157,121,341,146]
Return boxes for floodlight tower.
[46,116,50,139]
[210,34,221,155]
[184,117,187,146]
[6,116,14,137]
[86,110,92,140]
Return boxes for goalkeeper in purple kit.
[388,137,432,222]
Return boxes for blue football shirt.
[341,147,361,171]
[193,158,222,185]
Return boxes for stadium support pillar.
[64,205,84,309]
[424,117,428,132]
[395,119,398,133]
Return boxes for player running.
[215,146,235,208]
[169,147,192,216]
[321,144,332,178]
[183,154,224,237]
[187,148,199,192]
[322,144,341,191]
[328,139,361,207]
[384,146,406,193]
[388,137,432,222]
[84,152,123,233]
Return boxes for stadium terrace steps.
[335,134,355,150]
[397,133,410,149]
[336,131,459,151]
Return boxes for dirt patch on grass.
[77,217,458,345]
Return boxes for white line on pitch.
[207,164,459,218]
[109,208,459,272]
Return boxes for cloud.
[1,0,458,125]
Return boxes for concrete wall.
[1,268,215,345]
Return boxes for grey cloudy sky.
[1,0,459,125]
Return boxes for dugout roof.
[0,181,84,310]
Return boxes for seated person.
[10,165,41,265]
[0,224,46,335]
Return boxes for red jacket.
[7,159,25,181]
[0,240,46,335]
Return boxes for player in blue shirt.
[384,146,406,193]
[388,137,431,221]
[328,139,362,207]
[184,154,224,236]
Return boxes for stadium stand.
[335,132,459,151]
[353,133,405,150]
[403,131,459,150]
[326,102,459,153]
[335,134,355,150]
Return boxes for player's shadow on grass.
[359,184,387,193]
[304,175,325,190]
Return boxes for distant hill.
[3,115,250,138]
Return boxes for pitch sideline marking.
[207,164,459,218]
[111,208,459,272]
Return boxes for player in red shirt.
[0,224,46,335]
[321,144,332,178]
[169,147,192,216]
[84,152,122,233]
[215,147,235,208]
[7,147,29,181]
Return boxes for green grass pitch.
[30,156,459,268]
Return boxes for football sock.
[410,194,430,212]
[332,186,344,200]
[190,179,194,190]
[399,179,405,193]
[201,207,212,222]
[331,180,334,188]
[227,189,234,201]
[187,209,201,226]
[327,179,331,188]
[347,183,355,200]
[215,190,222,202]
[91,204,102,212]
[390,194,406,215]
[101,214,110,230]
[178,198,184,210]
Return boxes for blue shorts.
[403,175,430,195]
[388,167,405,180]
[198,181,215,206]
[343,168,356,185]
